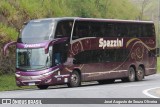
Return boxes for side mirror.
[45,40,55,54]
[44,38,69,54]
[3,41,17,56]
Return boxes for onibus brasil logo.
[99,38,124,49]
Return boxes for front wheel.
[37,85,49,89]
[67,71,81,87]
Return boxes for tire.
[122,67,135,82]
[98,79,115,84]
[136,66,144,81]
[37,85,49,89]
[67,71,81,87]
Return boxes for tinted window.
[72,21,117,39]
[144,24,155,37]
[115,23,128,37]
[72,21,90,39]
[55,20,73,38]
[74,49,129,64]
[53,43,68,65]
[72,21,155,39]
[115,23,155,37]
[124,23,155,37]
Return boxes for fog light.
[15,73,21,77]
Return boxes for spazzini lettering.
[99,38,123,49]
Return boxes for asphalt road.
[0,74,160,107]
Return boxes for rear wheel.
[67,71,81,87]
[136,66,144,81]
[122,67,135,82]
[37,85,49,89]
[98,79,115,84]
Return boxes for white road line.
[123,84,147,87]
[143,87,160,98]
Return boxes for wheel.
[136,66,144,81]
[98,79,115,84]
[37,85,49,89]
[121,67,135,82]
[67,71,81,87]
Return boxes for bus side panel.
[67,36,156,82]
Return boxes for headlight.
[42,71,53,76]
[42,68,59,76]
[15,73,21,77]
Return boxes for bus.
[3,17,157,89]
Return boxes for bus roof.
[29,17,154,24]
[77,18,154,24]
[29,17,77,22]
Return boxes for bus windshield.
[16,47,52,71]
[20,20,55,43]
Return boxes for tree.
[139,0,150,20]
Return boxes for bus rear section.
[69,19,156,84]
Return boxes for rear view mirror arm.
[3,41,17,56]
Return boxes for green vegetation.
[0,23,18,41]
[0,74,35,91]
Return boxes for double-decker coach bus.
[3,17,157,89]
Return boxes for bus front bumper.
[15,71,70,86]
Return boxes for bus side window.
[72,26,79,39]
[105,23,115,37]
[145,24,155,37]
[53,44,61,65]
[55,21,73,38]
[54,53,61,65]
[116,23,128,37]
[53,43,68,66]
[55,23,65,37]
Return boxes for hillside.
[0,0,139,41]
[0,0,139,74]
[130,0,158,21]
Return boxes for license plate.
[28,83,35,86]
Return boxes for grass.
[0,23,18,41]
[0,74,35,91]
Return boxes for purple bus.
[3,17,157,89]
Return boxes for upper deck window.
[55,20,73,38]
[19,20,55,43]
[72,20,155,39]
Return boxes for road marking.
[143,87,160,98]
[123,84,148,87]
